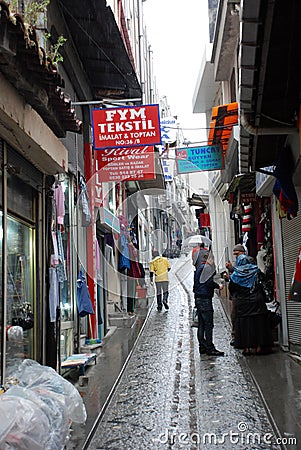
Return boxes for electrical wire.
[163,123,238,131]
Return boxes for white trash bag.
[0,359,87,450]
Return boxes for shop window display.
[0,143,42,382]
[5,216,35,374]
[55,179,72,323]
[52,178,76,363]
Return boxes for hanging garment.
[97,284,104,325]
[256,222,265,249]
[79,177,92,226]
[241,203,252,233]
[290,246,301,301]
[51,231,59,266]
[273,145,298,219]
[77,268,95,317]
[257,247,267,274]
[49,267,59,322]
[118,234,131,271]
[95,238,101,274]
[54,182,65,225]
[56,229,67,283]
[128,242,141,279]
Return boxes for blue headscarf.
[230,254,258,288]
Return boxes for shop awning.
[239,0,301,172]
[138,150,165,193]
[59,0,142,100]
[223,172,256,202]
[187,193,206,208]
[208,102,238,155]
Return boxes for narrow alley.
[75,257,297,450]
[2,2,301,450]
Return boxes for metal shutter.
[7,143,43,192]
[281,187,301,346]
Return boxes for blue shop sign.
[176,145,223,174]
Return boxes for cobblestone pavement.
[86,257,281,450]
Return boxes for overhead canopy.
[239,0,301,172]
[223,172,256,202]
[208,102,238,155]
[187,193,206,208]
[59,0,142,100]
[138,150,165,192]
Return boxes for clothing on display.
[272,145,298,219]
[77,268,95,317]
[290,245,301,301]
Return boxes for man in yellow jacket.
[150,250,171,311]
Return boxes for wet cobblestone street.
[86,257,281,450]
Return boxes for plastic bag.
[0,391,50,450]
[0,359,87,450]
[7,325,23,342]
[17,359,87,424]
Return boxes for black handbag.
[267,302,281,329]
[268,311,281,329]
[12,302,34,330]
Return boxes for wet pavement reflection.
[67,311,148,449]
[83,257,285,450]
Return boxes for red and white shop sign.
[91,104,162,149]
[94,146,156,183]
[241,192,257,202]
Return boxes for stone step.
[108,312,137,328]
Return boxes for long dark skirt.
[233,284,273,349]
[235,313,273,349]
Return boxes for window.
[5,216,35,375]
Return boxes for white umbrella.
[184,235,212,248]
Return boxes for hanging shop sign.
[241,192,257,203]
[94,146,155,182]
[162,159,175,182]
[91,104,162,149]
[176,145,223,174]
[94,158,103,207]
[160,116,178,144]
[208,102,238,154]
[97,206,121,234]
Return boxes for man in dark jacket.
[193,253,224,356]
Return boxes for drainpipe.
[240,112,298,135]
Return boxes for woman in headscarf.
[229,254,273,355]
